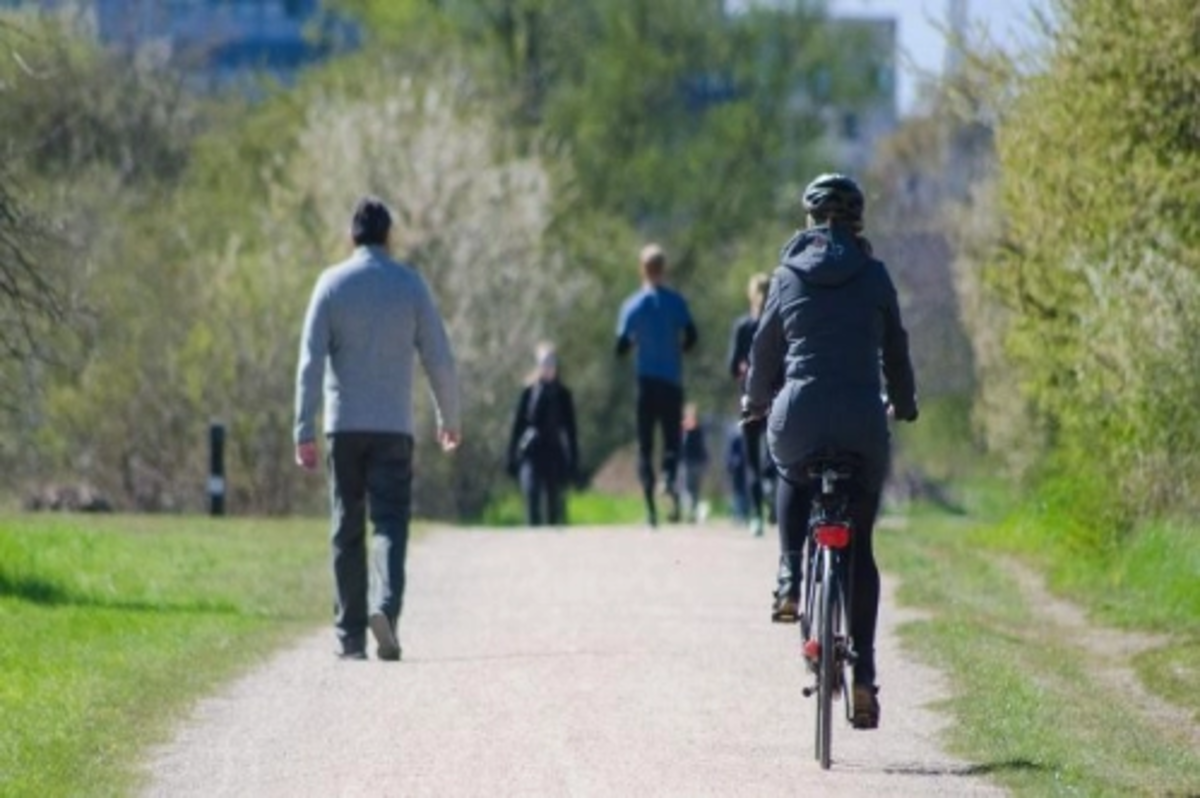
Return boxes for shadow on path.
[0,572,240,616]
[881,758,1049,778]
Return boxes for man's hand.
[295,441,319,471]
[439,428,461,452]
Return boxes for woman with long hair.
[727,272,774,536]
[506,343,579,526]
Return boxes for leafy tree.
[0,15,209,507]
[334,0,888,461]
[0,3,900,516]
[989,0,1200,516]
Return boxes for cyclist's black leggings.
[777,473,882,686]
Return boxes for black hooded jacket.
[744,226,917,487]
[507,378,579,476]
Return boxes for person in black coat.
[726,272,774,536]
[507,343,579,527]
[743,173,918,730]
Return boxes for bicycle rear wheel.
[816,549,838,770]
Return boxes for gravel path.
[142,525,1002,797]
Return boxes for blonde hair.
[747,273,770,314]
[526,341,559,385]
[639,243,667,280]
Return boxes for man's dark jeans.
[327,432,413,653]
[636,376,683,493]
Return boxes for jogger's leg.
[659,384,684,496]
[636,380,658,521]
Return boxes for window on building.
[875,64,894,95]
[841,112,859,141]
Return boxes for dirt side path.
[142,526,1002,797]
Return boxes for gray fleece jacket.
[294,245,460,444]
[745,226,916,488]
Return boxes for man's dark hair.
[351,197,393,246]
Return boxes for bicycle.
[797,454,859,771]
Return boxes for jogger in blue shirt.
[615,244,697,526]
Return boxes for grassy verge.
[0,513,328,797]
[476,489,650,526]
[880,506,1200,796]
[985,510,1200,725]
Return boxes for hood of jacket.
[778,226,869,288]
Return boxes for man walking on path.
[294,196,461,662]
[615,243,697,527]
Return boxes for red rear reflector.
[814,524,851,549]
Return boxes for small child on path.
[680,403,709,523]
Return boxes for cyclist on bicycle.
[742,173,917,729]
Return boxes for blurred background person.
[506,342,579,527]
[615,244,698,527]
[679,402,709,523]
[727,273,774,536]
[724,422,750,524]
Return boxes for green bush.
[988,0,1200,520]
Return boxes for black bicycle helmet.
[802,173,865,229]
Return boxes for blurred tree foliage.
[984,0,1200,523]
[1,2,880,514]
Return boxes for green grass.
[980,507,1200,730]
[881,506,1200,796]
[1134,641,1200,726]
[0,513,329,797]
[986,514,1200,636]
[476,490,649,526]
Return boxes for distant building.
[16,0,347,82]
[819,17,898,174]
[721,2,899,172]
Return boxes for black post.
[209,422,226,517]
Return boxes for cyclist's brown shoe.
[851,684,880,729]
[771,594,800,624]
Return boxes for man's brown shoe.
[369,613,402,662]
